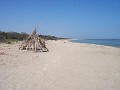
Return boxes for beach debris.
[0,51,6,55]
[19,28,49,52]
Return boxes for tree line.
[0,31,62,43]
[0,31,28,41]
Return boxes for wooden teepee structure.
[19,28,49,52]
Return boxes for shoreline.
[71,41,120,49]
[70,39,120,48]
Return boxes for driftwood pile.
[19,29,49,52]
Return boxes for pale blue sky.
[0,0,120,39]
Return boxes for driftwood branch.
[19,28,49,52]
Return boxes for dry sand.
[0,40,120,90]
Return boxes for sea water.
[71,39,120,48]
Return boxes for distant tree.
[19,32,28,40]
[0,31,6,41]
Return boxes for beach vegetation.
[0,31,65,43]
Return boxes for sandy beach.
[0,40,120,90]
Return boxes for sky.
[0,0,120,39]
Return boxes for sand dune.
[0,40,120,90]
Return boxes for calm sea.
[71,39,120,48]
